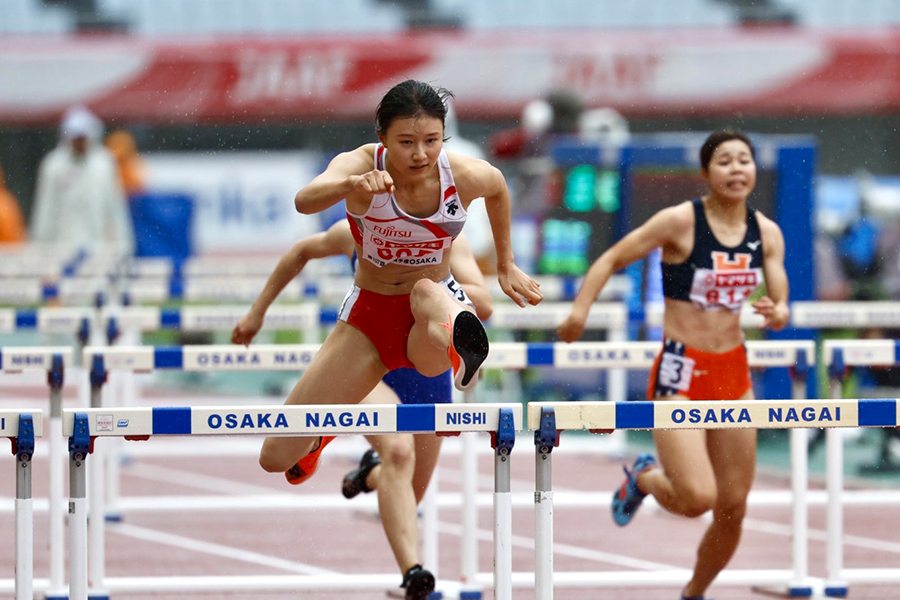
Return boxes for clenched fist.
[350,169,394,196]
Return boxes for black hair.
[699,129,755,171]
[375,80,454,135]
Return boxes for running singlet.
[662,199,764,312]
[346,144,467,268]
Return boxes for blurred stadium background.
[2,0,900,472]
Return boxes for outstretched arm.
[558,204,691,342]
[231,221,355,345]
[449,233,493,321]
[753,216,790,330]
[475,161,543,308]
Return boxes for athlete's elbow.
[475,299,493,321]
[294,193,317,214]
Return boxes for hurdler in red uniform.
[255,80,543,600]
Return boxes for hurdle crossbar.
[62,403,521,600]
[85,337,819,374]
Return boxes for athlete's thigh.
[653,395,716,495]
[363,381,405,456]
[284,321,386,407]
[706,389,757,504]
[360,380,401,406]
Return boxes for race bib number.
[658,352,696,392]
[361,230,448,267]
[689,267,761,312]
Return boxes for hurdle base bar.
[474,568,802,588]
[0,578,51,596]
[93,574,449,593]
[750,583,815,598]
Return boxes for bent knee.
[410,279,441,314]
[679,487,717,518]
[714,496,749,524]
[259,442,290,474]
[382,436,415,471]
[409,360,445,377]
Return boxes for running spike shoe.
[447,311,488,391]
[285,436,335,485]
[341,449,381,499]
[611,452,656,526]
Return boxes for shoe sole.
[451,311,488,391]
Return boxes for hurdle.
[526,397,897,600]
[480,338,816,597]
[1,409,41,600]
[822,338,900,597]
[61,402,521,600]
[0,346,72,599]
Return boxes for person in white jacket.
[31,105,135,255]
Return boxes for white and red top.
[346,144,467,268]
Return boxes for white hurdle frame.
[1,409,42,600]
[822,338,900,597]
[0,346,72,600]
[90,301,631,599]
[527,397,899,600]
[480,338,816,596]
[61,403,521,600]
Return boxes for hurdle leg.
[492,407,515,600]
[87,358,109,600]
[534,407,557,600]
[69,413,91,600]
[788,359,814,597]
[824,377,848,598]
[47,358,68,600]
[603,322,628,456]
[14,414,35,600]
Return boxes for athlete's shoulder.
[446,150,502,197]
[651,200,695,232]
[754,209,785,249]
[329,144,376,173]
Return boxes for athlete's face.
[379,115,444,177]
[703,139,756,202]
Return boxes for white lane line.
[110,523,337,575]
[122,462,279,495]
[744,518,900,555]
[437,521,682,571]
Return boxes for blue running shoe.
[611,452,656,527]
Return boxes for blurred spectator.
[105,129,147,199]
[489,89,583,218]
[877,220,900,299]
[30,105,134,254]
[0,162,26,243]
